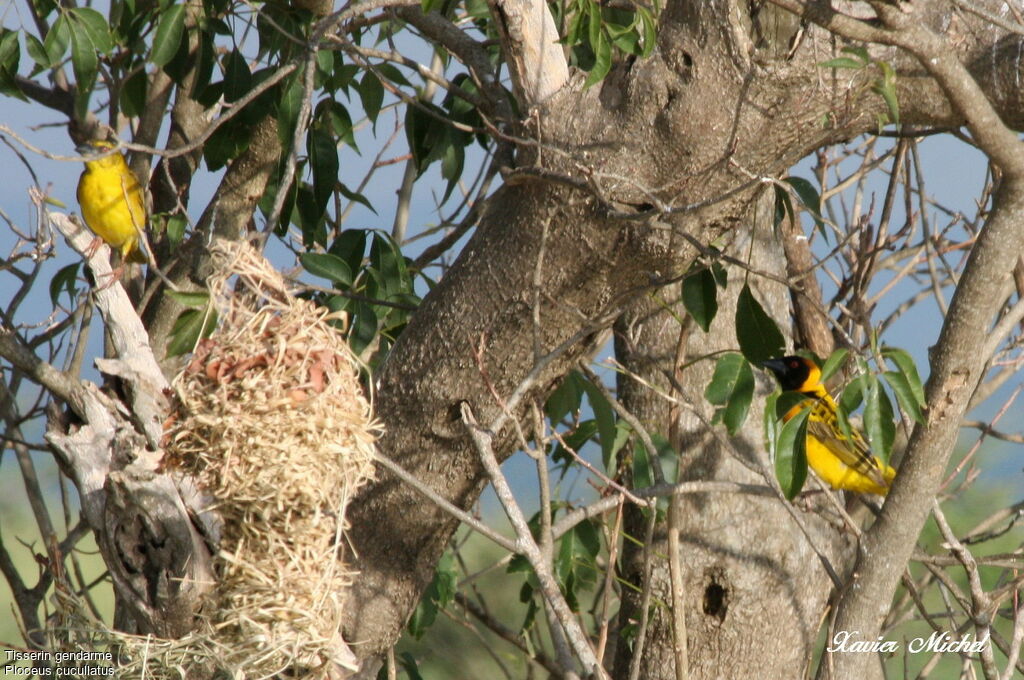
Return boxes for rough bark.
[612,191,857,680]
[342,0,1024,670]
[832,178,1024,679]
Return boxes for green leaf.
[881,346,924,407]
[119,67,148,117]
[301,252,353,287]
[68,8,112,54]
[68,17,98,92]
[682,267,718,332]
[551,419,597,467]
[818,57,865,70]
[151,4,186,67]
[873,60,900,126]
[166,306,218,357]
[556,519,601,608]
[165,214,187,246]
[638,7,656,58]
[42,16,70,69]
[33,0,58,20]
[0,30,19,67]
[520,591,539,631]
[318,99,357,150]
[774,404,809,500]
[632,438,654,489]
[581,376,617,470]
[773,183,794,229]
[308,126,338,216]
[49,262,81,306]
[735,283,785,366]
[369,231,411,299]
[25,33,48,70]
[357,72,384,123]
[338,182,377,214]
[650,433,677,482]
[587,1,601,50]
[883,371,924,425]
[314,49,334,89]
[774,391,810,422]
[838,373,867,415]
[832,371,863,444]
[842,46,870,63]
[546,370,584,422]
[711,261,727,288]
[863,376,895,462]
[348,301,378,355]
[188,31,216,101]
[375,62,411,88]
[785,176,825,235]
[0,31,25,101]
[583,31,612,89]
[611,27,639,55]
[608,420,632,473]
[166,290,210,309]
[404,102,447,175]
[296,183,326,248]
[396,652,425,680]
[329,228,368,280]
[407,553,457,639]
[203,117,251,170]
[565,7,584,47]
[222,48,252,102]
[706,354,755,435]
[763,390,780,457]
[440,142,465,203]
[705,353,744,405]
[330,59,359,93]
[723,361,754,435]
[277,71,304,147]
[819,348,849,382]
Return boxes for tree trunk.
[612,190,859,680]
[341,0,1024,670]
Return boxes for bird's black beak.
[75,143,96,157]
[760,358,787,376]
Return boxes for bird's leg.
[84,236,105,260]
[94,265,126,290]
[794,488,826,512]
[83,237,125,290]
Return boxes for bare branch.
[488,0,570,106]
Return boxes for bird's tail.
[126,244,148,264]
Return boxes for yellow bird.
[76,139,148,267]
[763,356,896,495]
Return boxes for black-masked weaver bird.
[763,355,896,496]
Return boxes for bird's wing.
[806,403,888,487]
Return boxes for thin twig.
[462,403,604,679]
[371,450,517,553]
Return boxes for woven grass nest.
[122,240,378,678]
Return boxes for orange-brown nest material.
[142,240,380,679]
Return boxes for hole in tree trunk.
[703,581,728,622]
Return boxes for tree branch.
[487,0,569,107]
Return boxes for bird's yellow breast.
[77,155,146,260]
